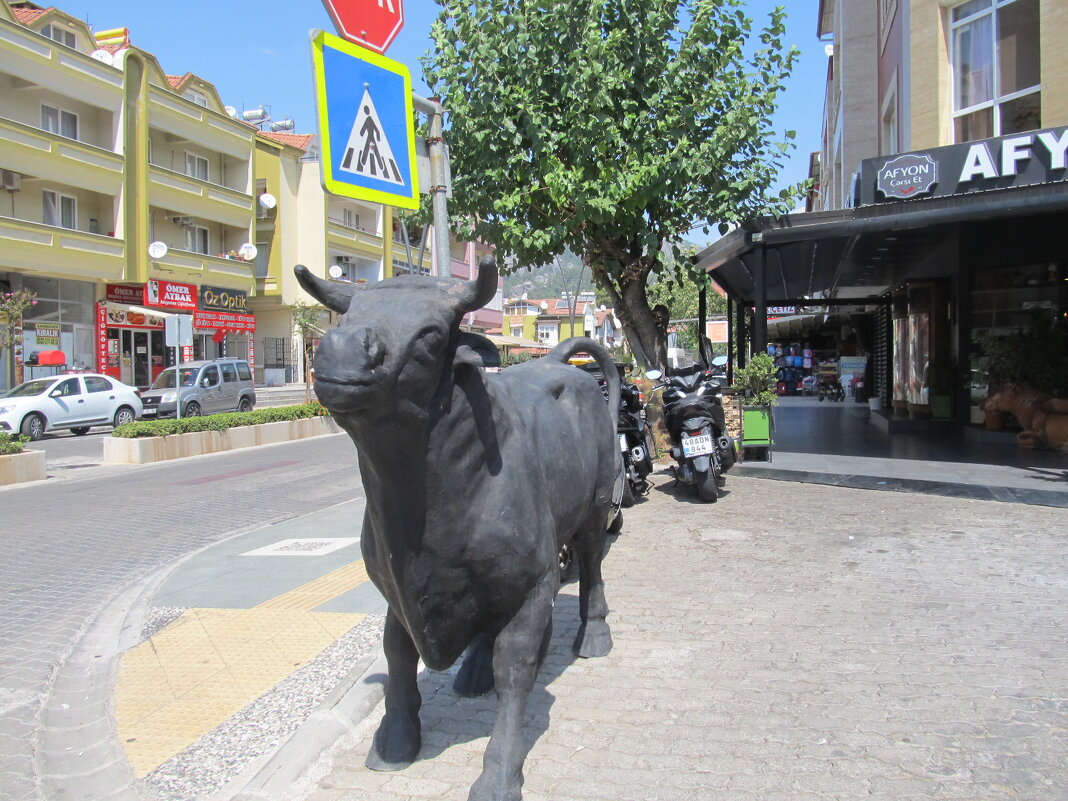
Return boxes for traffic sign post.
[311,30,419,209]
[321,0,404,54]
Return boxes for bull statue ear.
[294,264,358,314]
[454,256,499,313]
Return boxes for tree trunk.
[587,253,668,372]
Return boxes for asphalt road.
[0,432,364,801]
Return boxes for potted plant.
[733,352,778,460]
[974,309,1068,431]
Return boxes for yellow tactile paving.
[116,557,373,777]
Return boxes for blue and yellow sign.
[310,30,419,209]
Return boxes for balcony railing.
[0,115,124,193]
[0,215,125,279]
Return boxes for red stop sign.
[322,0,404,55]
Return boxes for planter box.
[0,449,47,486]
[103,416,341,465]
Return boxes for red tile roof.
[12,6,50,25]
[166,74,190,90]
[259,131,315,151]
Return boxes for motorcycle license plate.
[681,433,714,457]
[619,434,629,452]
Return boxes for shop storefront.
[96,280,256,389]
[2,274,96,390]
[695,124,1068,431]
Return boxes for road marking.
[176,459,302,485]
[115,557,372,776]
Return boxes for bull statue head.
[294,257,499,422]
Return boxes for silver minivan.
[139,358,256,418]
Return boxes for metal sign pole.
[413,94,449,276]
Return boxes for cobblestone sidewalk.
[283,472,1068,801]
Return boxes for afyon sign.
[876,153,938,199]
[859,125,1068,205]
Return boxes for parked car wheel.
[21,413,46,441]
[71,426,91,436]
[238,397,253,413]
[113,406,136,428]
[184,402,202,417]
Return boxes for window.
[236,362,252,381]
[54,378,81,397]
[536,322,558,346]
[185,90,208,107]
[43,190,77,229]
[185,225,209,254]
[185,152,209,181]
[41,104,78,139]
[510,325,524,337]
[951,0,1040,142]
[220,363,237,383]
[85,376,113,393]
[41,24,76,48]
[342,207,360,229]
[201,366,220,387]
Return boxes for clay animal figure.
[295,256,621,801]
[983,381,1068,453]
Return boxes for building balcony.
[149,247,255,294]
[326,218,385,258]
[0,215,125,280]
[0,20,124,112]
[0,116,124,195]
[147,86,254,160]
[148,165,254,229]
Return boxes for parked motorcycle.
[617,374,655,507]
[647,364,737,503]
[574,360,654,507]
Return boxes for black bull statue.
[295,256,622,801]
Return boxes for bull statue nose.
[316,326,386,380]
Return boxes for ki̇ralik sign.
[858,125,1068,205]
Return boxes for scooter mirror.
[645,369,663,380]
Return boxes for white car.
[0,373,143,440]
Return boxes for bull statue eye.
[418,328,445,354]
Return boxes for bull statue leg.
[573,525,613,658]
[468,572,556,801]
[366,609,422,771]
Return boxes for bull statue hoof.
[574,620,613,658]
[468,772,522,801]
[365,713,421,771]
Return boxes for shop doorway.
[118,329,165,388]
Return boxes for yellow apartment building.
[0,0,404,391]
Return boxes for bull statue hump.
[295,256,621,801]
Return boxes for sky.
[53,0,827,242]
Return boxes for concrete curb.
[733,464,1068,507]
[219,655,387,801]
[35,566,169,801]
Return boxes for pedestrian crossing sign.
[311,29,419,209]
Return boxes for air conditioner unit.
[1,170,21,191]
[172,216,194,227]
[336,255,353,265]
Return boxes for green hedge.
[113,401,330,439]
[0,431,29,455]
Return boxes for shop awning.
[696,180,1068,306]
[484,333,548,350]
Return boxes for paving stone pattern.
[0,434,363,801]
[291,473,1068,801]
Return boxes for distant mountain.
[503,250,593,299]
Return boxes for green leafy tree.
[647,244,727,354]
[1,289,37,384]
[290,300,326,400]
[424,0,804,369]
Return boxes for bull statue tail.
[548,337,621,418]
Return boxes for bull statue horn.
[294,264,359,313]
[456,256,499,313]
